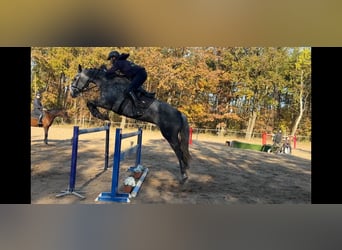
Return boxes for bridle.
[71,69,100,94]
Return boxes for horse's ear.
[78,64,82,73]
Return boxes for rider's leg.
[125,70,147,109]
[127,91,142,107]
[138,86,155,98]
[38,113,43,126]
[127,90,143,116]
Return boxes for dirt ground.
[31,125,311,204]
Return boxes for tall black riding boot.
[138,87,155,98]
[127,91,143,116]
[38,114,43,126]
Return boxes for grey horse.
[70,65,191,184]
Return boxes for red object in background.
[189,127,193,145]
[293,135,297,149]
[262,132,267,145]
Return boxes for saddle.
[136,88,155,105]
[118,88,155,117]
[31,113,44,127]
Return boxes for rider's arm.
[105,64,121,77]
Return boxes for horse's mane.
[86,67,106,77]
[86,67,130,85]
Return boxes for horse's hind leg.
[172,143,189,184]
[161,128,189,184]
[171,144,189,184]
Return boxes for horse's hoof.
[179,175,188,185]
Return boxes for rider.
[272,129,283,153]
[105,50,155,110]
[33,92,44,126]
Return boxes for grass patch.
[231,140,271,152]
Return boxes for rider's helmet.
[36,93,41,98]
[107,51,120,60]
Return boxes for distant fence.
[67,117,311,142]
[190,128,311,142]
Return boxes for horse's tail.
[179,112,192,169]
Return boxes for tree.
[30,47,311,139]
[228,47,290,139]
[289,48,311,137]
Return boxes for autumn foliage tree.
[31,47,311,139]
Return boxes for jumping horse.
[70,65,191,184]
[31,109,68,144]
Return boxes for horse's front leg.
[87,100,109,120]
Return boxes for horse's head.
[69,65,92,98]
[59,109,69,119]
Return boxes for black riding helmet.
[107,51,120,60]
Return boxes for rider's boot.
[138,87,155,98]
[38,114,43,127]
[127,91,143,116]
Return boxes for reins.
[81,84,97,93]
[83,69,103,92]
[73,68,102,93]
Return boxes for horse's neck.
[88,69,128,84]
[92,75,129,100]
[46,110,61,119]
[98,77,128,91]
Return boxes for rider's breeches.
[127,69,147,92]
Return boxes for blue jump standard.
[56,123,110,199]
[96,127,148,203]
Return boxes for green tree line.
[31,47,311,139]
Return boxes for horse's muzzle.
[70,87,79,98]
